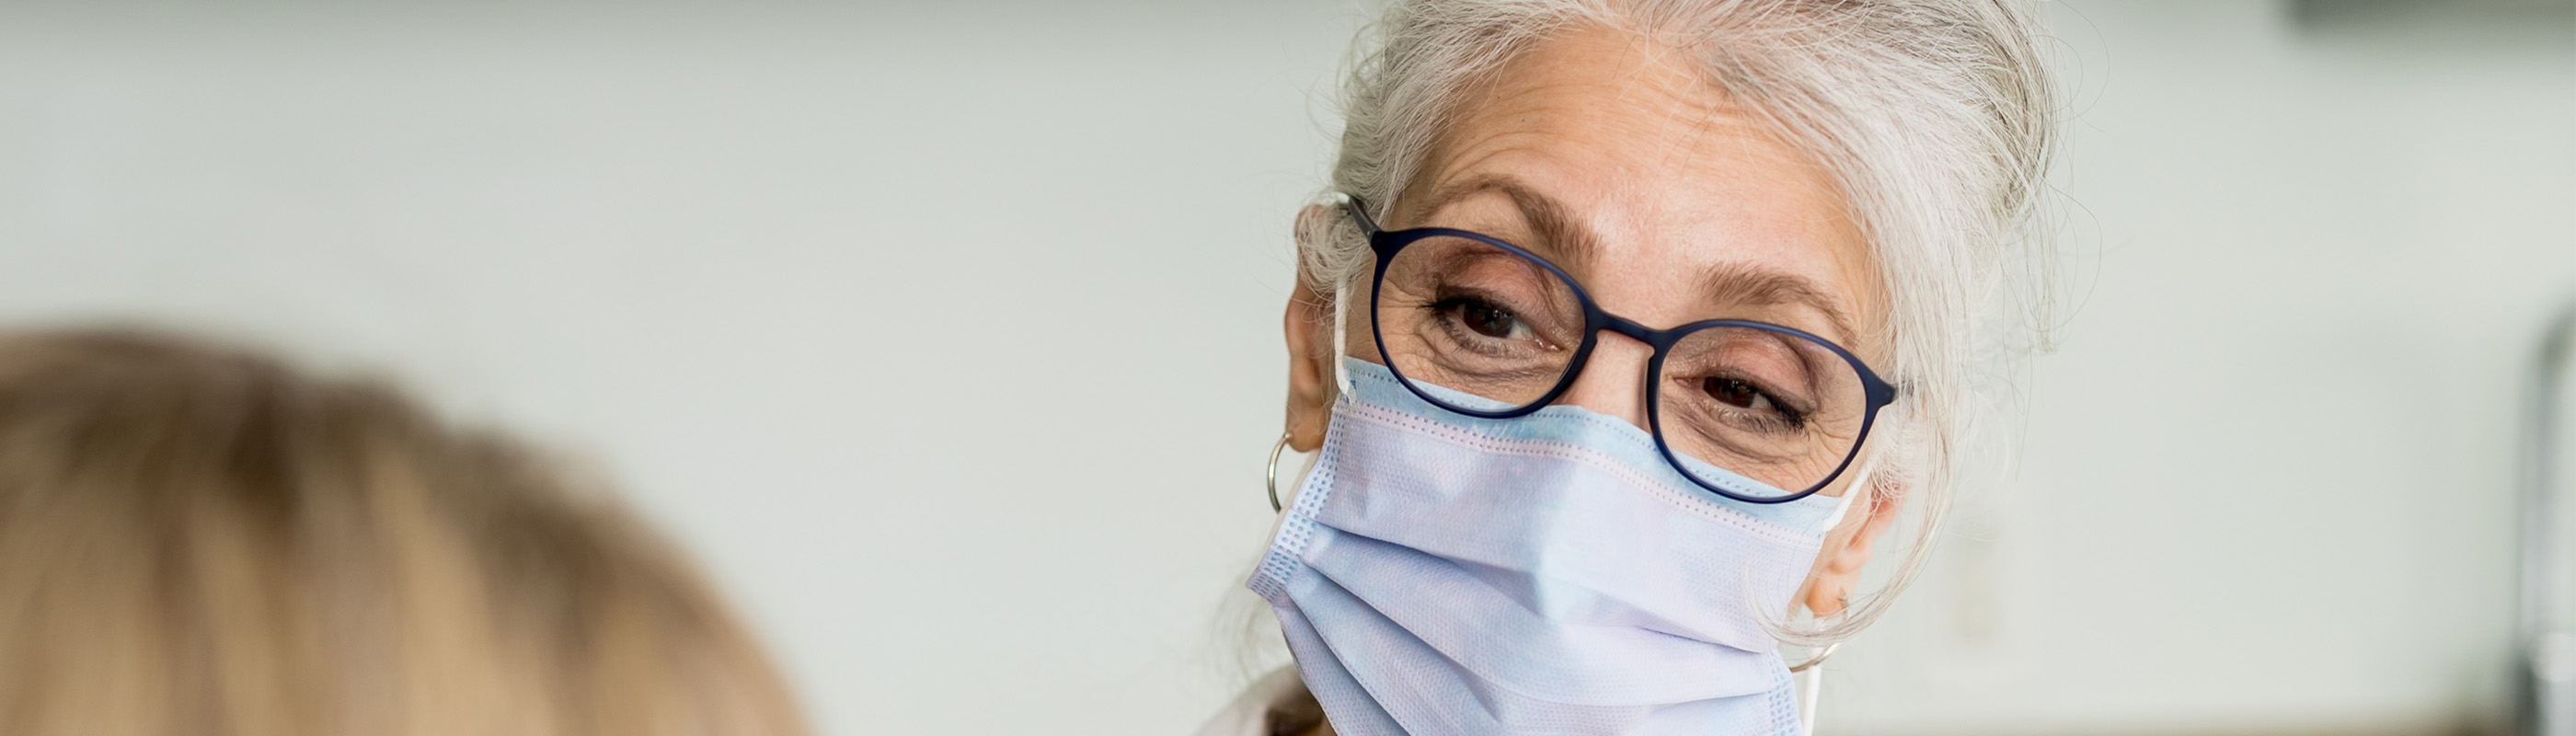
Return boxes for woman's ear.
[1282,203,1340,454]
[1801,477,1908,617]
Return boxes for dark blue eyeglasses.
[1346,196,1896,503]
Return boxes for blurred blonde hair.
[0,328,811,736]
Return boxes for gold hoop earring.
[1265,431,1294,512]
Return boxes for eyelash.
[1420,294,1539,351]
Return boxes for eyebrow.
[1409,176,1862,347]
[1699,263,1860,347]
[1414,176,1603,275]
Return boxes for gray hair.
[1294,0,2059,647]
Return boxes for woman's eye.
[1703,377,1776,412]
[1437,298,1532,340]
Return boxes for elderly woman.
[1208,1,2057,735]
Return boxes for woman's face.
[1282,26,1895,613]
[1355,25,1881,458]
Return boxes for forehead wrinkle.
[1585,29,1745,179]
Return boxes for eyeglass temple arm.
[1341,193,1383,236]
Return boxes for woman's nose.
[1551,331,1652,431]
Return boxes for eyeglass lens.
[1373,234,1869,498]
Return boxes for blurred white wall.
[1823,2,2576,734]
[0,4,1345,733]
[0,2,2568,735]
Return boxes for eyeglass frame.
[1342,195,1900,504]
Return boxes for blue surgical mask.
[1249,358,1856,736]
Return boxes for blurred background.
[1,0,2569,734]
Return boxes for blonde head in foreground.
[0,328,811,736]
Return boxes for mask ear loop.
[1330,280,1353,396]
[1329,196,1359,396]
[1798,663,1829,735]
[1820,471,1866,532]
[1787,434,1888,732]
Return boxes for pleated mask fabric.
[1248,358,1852,736]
